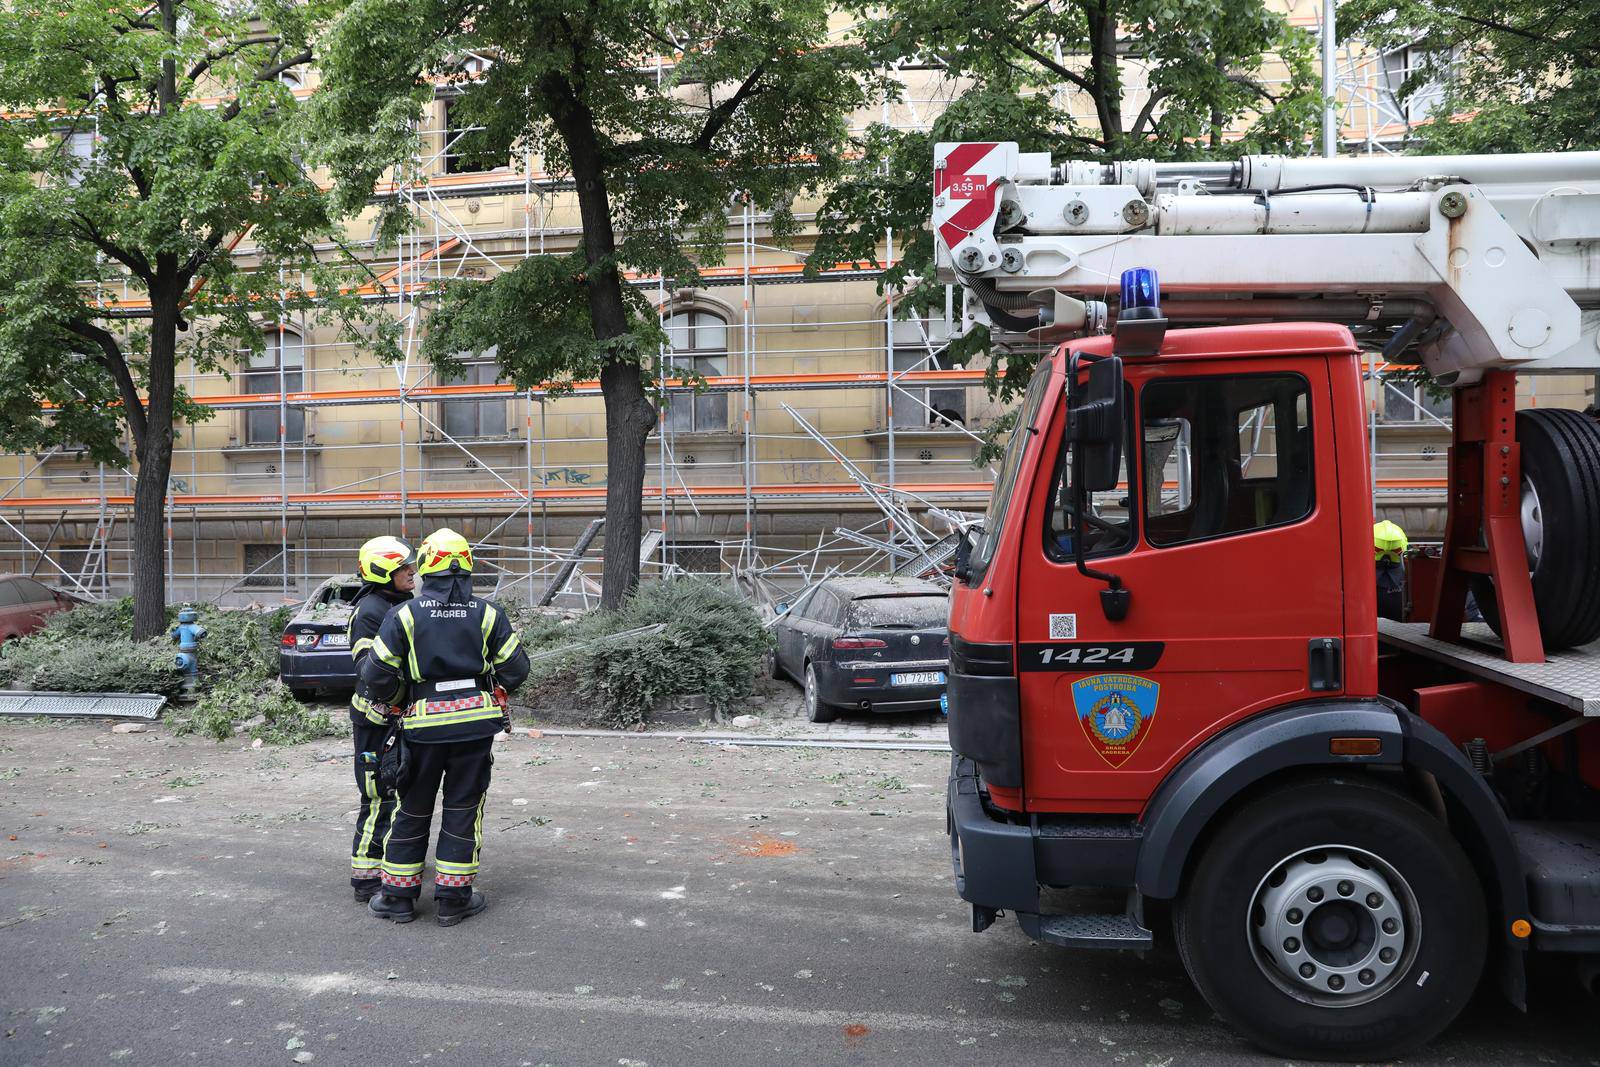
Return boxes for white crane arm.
[932,143,1600,381]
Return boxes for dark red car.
[0,575,82,642]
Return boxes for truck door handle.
[1308,638,1343,692]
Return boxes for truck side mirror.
[1066,353,1131,622]
[1068,355,1124,493]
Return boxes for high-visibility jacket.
[347,583,411,724]
[361,572,530,743]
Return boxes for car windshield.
[848,595,948,629]
[316,582,361,606]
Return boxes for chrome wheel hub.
[1250,846,1419,1007]
[1521,475,1544,570]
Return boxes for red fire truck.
[935,145,1600,1059]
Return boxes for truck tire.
[1173,777,1485,1061]
[1471,408,1600,649]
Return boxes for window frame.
[1042,381,1139,566]
[662,308,731,434]
[242,542,295,588]
[1139,371,1317,550]
[241,328,306,446]
[438,356,509,439]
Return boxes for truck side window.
[1141,373,1314,547]
[1045,384,1136,562]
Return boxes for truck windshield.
[970,367,1052,578]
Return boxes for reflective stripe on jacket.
[367,574,529,742]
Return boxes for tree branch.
[65,319,147,450]
[187,33,282,83]
[218,46,313,121]
[693,61,768,151]
[1128,87,1172,139]
[69,213,154,281]
[1009,39,1097,94]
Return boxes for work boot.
[368,893,416,923]
[436,891,486,927]
[353,881,379,904]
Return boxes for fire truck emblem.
[1071,673,1160,767]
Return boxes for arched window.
[663,309,729,433]
[243,327,305,445]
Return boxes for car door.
[0,582,25,641]
[796,588,842,668]
[16,579,55,631]
[1015,360,1345,812]
[776,586,817,676]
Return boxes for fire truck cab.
[945,279,1600,1058]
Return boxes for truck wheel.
[804,664,837,724]
[1472,408,1600,649]
[1173,778,1485,1060]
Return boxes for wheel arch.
[1135,699,1530,1005]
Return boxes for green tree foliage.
[313,0,877,608]
[811,0,1320,443]
[1342,0,1600,153]
[515,578,772,727]
[0,1,400,638]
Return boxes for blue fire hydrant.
[171,608,207,694]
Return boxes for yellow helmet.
[418,527,473,576]
[1373,519,1408,562]
[357,535,416,585]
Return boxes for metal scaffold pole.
[1322,0,1339,158]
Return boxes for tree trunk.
[553,87,658,608]
[130,288,178,640]
[1085,1,1123,149]
[600,360,657,607]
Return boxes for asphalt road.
[1,722,1595,1066]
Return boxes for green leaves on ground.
[515,579,772,728]
[0,630,184,698]
[0,596,326,743]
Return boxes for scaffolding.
[0,29,1468,608]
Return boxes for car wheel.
[1470,408,1600,648]
[289,687,318,703]
[765,647,782,681]
[1173,777,1484,1060]
[804,664,836,724]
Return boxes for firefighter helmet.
[418,527,473,576]
[357,535,416,585]
[1373,519,1408,562]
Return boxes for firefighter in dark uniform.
[347,535,416,902]
[1374,519,1408,621]
[360,528,530,926]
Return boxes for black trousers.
[379,737,494,901]
[349,714,395,887]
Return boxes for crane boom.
[933,143,1600,382]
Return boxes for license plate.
[320,633,349,648]
[891,671,945,687]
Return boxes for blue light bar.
[1120,267,1160,311]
